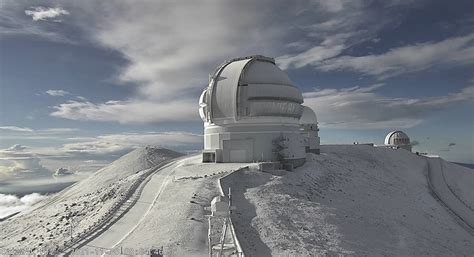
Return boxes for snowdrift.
[221,145,474,256]
[0,146,182,252]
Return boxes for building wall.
[203,124,306,165]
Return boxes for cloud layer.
[304,84,474,129]
[317,34,474,79]
[0,145,51,180]
[61,132,202,157]
[0,193,48,219]
[51,99,197,123]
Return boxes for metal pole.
[208,216,212,257]
[228,187,232,213]
[219,218,228,257]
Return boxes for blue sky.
[0,0,473,179]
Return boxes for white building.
[300,106,320,154]
[384,131,412,151]
[199,55,319,168]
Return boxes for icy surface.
[221,145,474,256]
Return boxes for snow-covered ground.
[221,145,474,256]
[442,160,474,211]
[0,146,182,254]
[427,157,474,232]
[1,144,473,256]
[73,155,250,256]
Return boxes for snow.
[0,146,182,254]
[74,155,251,256]
[221,145,474,256]
[427,157,474,230]
[442,161,474,210]
[1,144,472,256]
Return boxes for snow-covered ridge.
[0,146,182,253]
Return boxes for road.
[71,158,183,256]
[69,154,250,256]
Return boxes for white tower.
[384,131,412,151]
[200,55,309,168]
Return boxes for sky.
[0,0,473,181]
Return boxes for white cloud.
[0,127,80,142]
[304,84,474,129]
[276,0,405,71]
[24,6,70,22]
[46,89,69,96]
[53,167,74,176]
[61,132,202,156]
[0,3,73,43]
[51,99,198,123]
[0,193,48,219]
[317,33,474,79]
[51,1,288,124]
[0,126,33,132]
[49,0,392,124]
[277,44,346,70]
[6,144,27,151]
[0,145,51,179]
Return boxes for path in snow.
[73,155,250,256]
[69,159,180,256]
[426,157,474,233]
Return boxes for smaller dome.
[300,106,317,124]
[385,131,410,145]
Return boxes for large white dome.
[199,55,304,126]
[384,131,410,146]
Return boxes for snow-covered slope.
[0,146,182,252]
[443,161,474,211]
[221,145,474,256]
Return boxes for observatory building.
[384,131,412,151]
[199,55,320,168]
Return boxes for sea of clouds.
[0,193,48,219]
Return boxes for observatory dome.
[300,106,320,154]
[300,106,318,125]
[199,55,304,125]
[201,55,317,167]
[384,131,411,151]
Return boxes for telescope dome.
[200,55,304,126]
[300,106,318,125]
[385,131,410,145]
[384,131,412,151]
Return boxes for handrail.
[217,167,247,257]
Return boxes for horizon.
[1,0,474,184]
